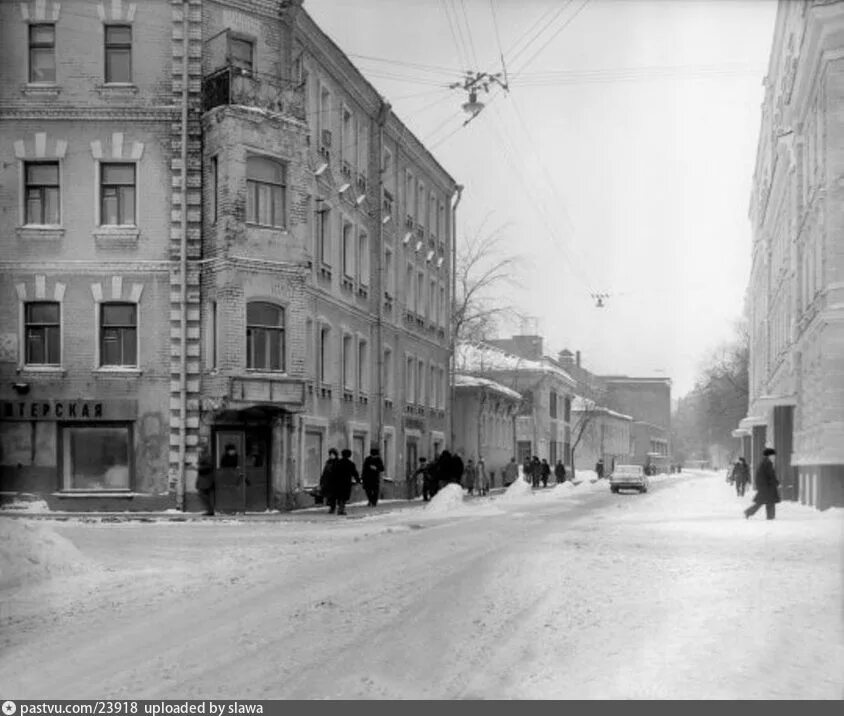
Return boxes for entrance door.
[214,428,270,513]
[774,406,796,501]
[406,438,418,498]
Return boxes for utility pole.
[375,100,390,459]
[448,184,464,448]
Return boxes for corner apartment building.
[738,0,844,509]
[0,0,458,512]
[0,0,183,510]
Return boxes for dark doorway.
[774,406,796,501]
[405,438,418,498]
[214,427,270,512]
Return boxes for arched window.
[246,302,285,371]
[246,155,286,228]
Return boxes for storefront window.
[62,424,131,490]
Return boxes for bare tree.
[452,218,527,342]
[569,387,608,482]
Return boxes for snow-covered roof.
[456,341,575,386]
[572,395,633,422]
[454,373,523,401]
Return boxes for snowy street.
[1,470,842,700]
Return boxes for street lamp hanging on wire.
[451,70,509,125]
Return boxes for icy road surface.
[1,471,842,699]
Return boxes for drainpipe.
[448,184,464,448]
[177,0,189,510]
[376,100,390,461]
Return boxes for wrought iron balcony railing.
[203,66,303,120]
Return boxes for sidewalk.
[0,486,510,523]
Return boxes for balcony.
[203,66,300,119]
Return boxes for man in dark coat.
[744,448,780,520]
[530,456,541,487]
[330,448,359,515]
[320,448,339,513]
[414,457,434,501]
[450,451,465,486]
[554,460,566,484]
[362,446,385,507]
[595,459,605,480]
[540,459,551,487]
[196,445,215,516]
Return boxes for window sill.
[53,491,134,498]
[18,366,66,376]
[22,83,61,98]
[243,370,289,379]
[246,222,288,232]
[94,227,139,244]
[95,83,139,98]
[94,367,142,376]
[16,226,65,241]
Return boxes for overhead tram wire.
[458,0,481,68]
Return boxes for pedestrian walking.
[554,460,566,484]
[595,459,605,480]
[414,457,433,501]
[476,457,489,495]
[504,457,519,487]
[196,444,215,515]
[531,456,541,488]
[321,448,339,513]
[464,458,477,494]
[540,458,551,487]
[734,457,750,497]
[744,448,780,520]
[330,448,360,515]
[362,446,385,507]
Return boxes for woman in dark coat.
[320,448,339,513]
[744,448,780,520]
[329,448,359,516]
[362,447,385,507]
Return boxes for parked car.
[609,464,649,494]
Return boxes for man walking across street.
[744,448,780,520]
[734,457,751,497]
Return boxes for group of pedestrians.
[521,456,567,488]
[319,446,385,515]
[412,449,467,501]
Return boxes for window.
[341,108,352,166]
[429,278,436,320]
[317,205,330,265]
[342,223,354,278]
[429,365,435,407]
[406,356,414,402]
[564,396,571,422]
[384,347,393,398]
[62,424,132,491]
[439,285,446,327]
[358,340,368,392]
[211,156,218,224]
[550,390,557,419]
[246,302,285,371]
[358,232,369,286]
[384,248,394,296]
[100,303,137,367]
[406,172,415,219]
[417,360,424,405]
[100,163,136,226]
[105,25,132,83]
[319,326,330,382]
[406,265,415,310]
[246,155,285,228]
[25,162,60,225]
[29,23,56,83]
[416,272,424,314]
[343,334,354,389]
[25,302,60,365]
[418,184,425,228]
[383,431,392,478]
[228,35,253,74]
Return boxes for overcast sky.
[305,0,778,398]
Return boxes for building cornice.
[0,106,178,122]
[0,261,173,273]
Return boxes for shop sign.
[403,416,425,431]
[0,399,138,421]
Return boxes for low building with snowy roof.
[455,340,575,469]
[570,395,634,475]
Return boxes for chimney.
[576,350,581,367]
[558,349,574,367]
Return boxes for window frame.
[246,154,286,229]
[28,23,56,84]
[24,300,62,367]
[99,301,138,368]
[227,33,254,75]
[246,301,286,373]
[104,24,132,84]
[357,339,368,393]
[60,422,134,492]
[99,161,137,227]
[24,160,61,226]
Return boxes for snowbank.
[1,499,52,513]
[424,483,465,513]
[499,475,534,502]
[0,519,99,590]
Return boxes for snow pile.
[1,499,52,513]
[0,519,99,590]
[424,483,465,513]
[499,476,534,502]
